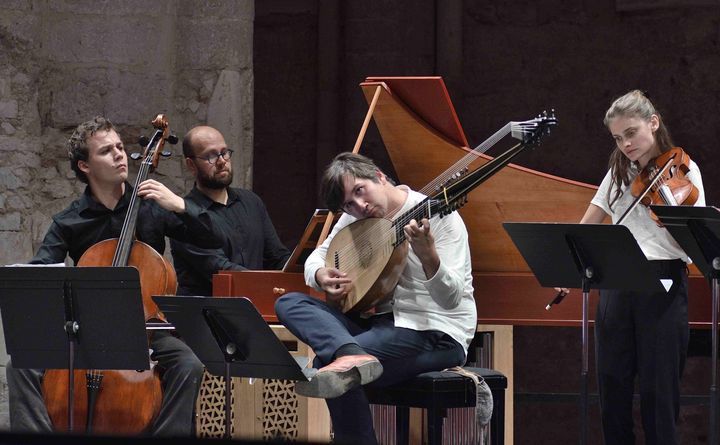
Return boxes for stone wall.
[0,0,255,429]
[3,0,720,440]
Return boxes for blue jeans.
[275,292,466,445]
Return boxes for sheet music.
[4,263,65,267]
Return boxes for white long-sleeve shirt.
[304,186,477,354]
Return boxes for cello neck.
[113,127,165,267]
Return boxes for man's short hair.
[181,130,196,159]
[67,116,115,184]
[320,152,384,212]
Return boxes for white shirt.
[304,186,477,354]
[590,159,705,262]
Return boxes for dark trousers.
[275,292,466,445]
[6,331,203,436]
[595,259,688,445]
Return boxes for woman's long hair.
[603,90,674,210]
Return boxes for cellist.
[6,116,221,436]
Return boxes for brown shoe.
[295,354,383,399]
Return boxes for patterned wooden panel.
[195,325,331,442]
[195,372,235,438]
[261,379,300,440]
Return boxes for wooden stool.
[365,367,506,445]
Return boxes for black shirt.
[31,183,221,265]
[170,186,290,296]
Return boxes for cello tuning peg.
[138,136,150,147]
[129,152,142,161]
[166,134,179,145]
[161,150,172,157]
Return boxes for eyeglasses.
[190,149,234,165]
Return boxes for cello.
[41,115,177,434]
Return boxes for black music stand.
[652,205,720,444]
[503,223,665,445]
[0,266,149,433]
[152,296,309,439]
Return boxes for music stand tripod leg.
[67,335,75,432]
[580,270,592,445]
[225,362,232,439]
[568,234,593,445]
[63,279,81,433]
[201,308,243,440]
[711,260,720,445]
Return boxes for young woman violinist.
[579,90,705,444]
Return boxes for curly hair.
[67,116,116,183]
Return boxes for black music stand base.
[580,282,590,444]
[503,223,665,445]
[0,266,150,434]
[712,276,719,445]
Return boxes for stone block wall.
[3,0,720,440]
[0,0,254,429]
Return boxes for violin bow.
[616,153,677,225]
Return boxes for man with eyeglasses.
[171,125,290,297]
[6,116,222,436]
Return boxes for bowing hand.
[137,179,186,213]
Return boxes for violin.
[620,147,699,226]
[42,115,177,434]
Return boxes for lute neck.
[390,139,533,247]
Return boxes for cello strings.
[114,133,159,266]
